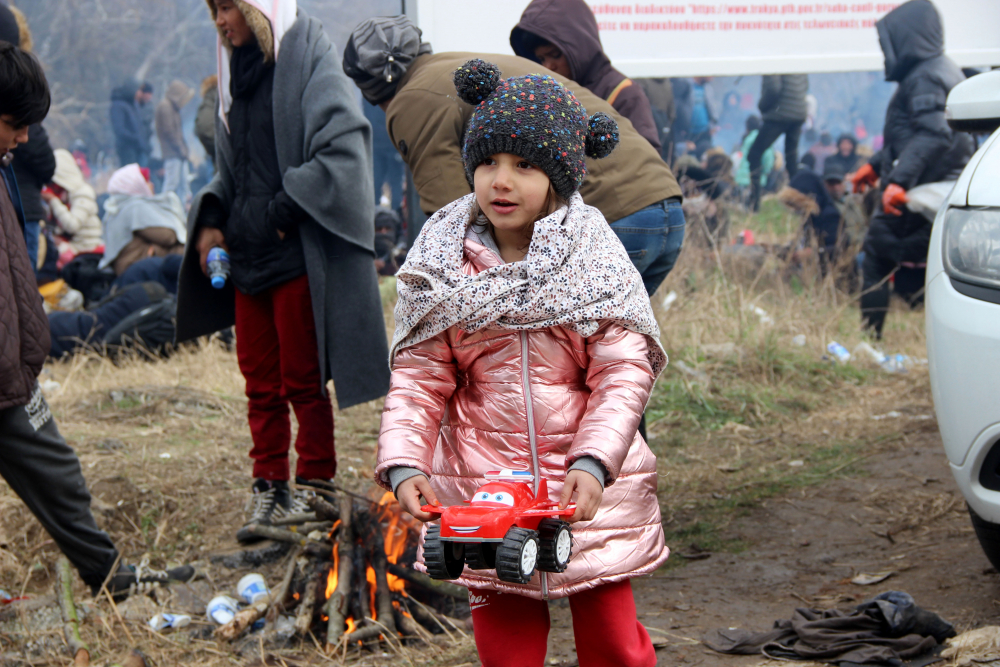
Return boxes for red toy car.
[420,470,575,584]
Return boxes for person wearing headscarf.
[177,0,389,542]
[101,164,186,275]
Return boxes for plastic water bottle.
[207,247,230,289]
[827,341,851,363]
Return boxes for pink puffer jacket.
[375,236,669,600]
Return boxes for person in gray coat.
[176,0,389,541]
[747,73,809,211]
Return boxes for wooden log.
[216,547,300,641]
[294,562,324,636]
[55,557,89,667]
[305,495,340,522]
[245,524,309,545]
[272,512,318,526]
[342,624,385,644]
[387,562,467,600]
[352,540,371,623]
[303,541,334,561]
[366,520,397,638]
[324,494,354,649]
[393,602,425,639]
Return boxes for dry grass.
[0,201,934,665]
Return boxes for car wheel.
[465,542,497,570]
[537,518,573,573]
[495,527,539,584]
[968,504,1000,572]
[423,524,465,580]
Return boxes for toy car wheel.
[423,524,465,580]
[537,518,572,573]
[495,527,539,584]
[465,542,497,570]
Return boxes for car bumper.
[927,271,1000,521]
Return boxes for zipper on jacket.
[519,331,548,599]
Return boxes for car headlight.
[943,207,1000,289]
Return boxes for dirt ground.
[543,428,996,667]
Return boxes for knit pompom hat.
[454,59,619,200]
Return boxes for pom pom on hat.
[585,113,619,159]
[454,59,502,105]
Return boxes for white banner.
[413,0,1000,77]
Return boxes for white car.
[927,70,1000,568]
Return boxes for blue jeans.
[23,220,40,275]
[610,199,685,296]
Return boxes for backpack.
[103,295,177,359]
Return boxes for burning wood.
[219,486,470,652]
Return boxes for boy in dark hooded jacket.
[0,39,193,600]
[851,0,973,337]
[510,0,661,151]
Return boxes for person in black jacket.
[747,74,809,211]
[11,121,54,274]
[109,80,151,168]
[851,0,973,337]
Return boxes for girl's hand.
[396,476,440,522]
[559,470,603,523]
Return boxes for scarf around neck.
[391,192,667,376]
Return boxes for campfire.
[214,481,469,652]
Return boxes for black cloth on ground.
[704,591,954,666]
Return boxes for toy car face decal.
[472,490,515,506]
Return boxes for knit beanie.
[454,59,619,200]
[343,16,432,106]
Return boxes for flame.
[378,492,410,595]
[325,543,340,598]
[366,566,377,619]
[345,617,357,635]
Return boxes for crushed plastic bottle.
[853,342,887,365]
[827,341,851,363]
[880,354,909,374]
[149,613,192,631]
[0,590,11,604]
[791,334,807,347]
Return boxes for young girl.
[375,60,669,666]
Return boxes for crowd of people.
[0,0,977,663]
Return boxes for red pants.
[469,579,656,667]
[235,274,335,481]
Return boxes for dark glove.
[267,190,308,235]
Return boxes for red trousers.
[469,579,656,667]
[234,275,335,481]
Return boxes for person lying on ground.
[0,41,194,600]
[343,15,685,297]
[377,60,667,667]
[100,163,186,275]
[176,0,390,544]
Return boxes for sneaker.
[97,558,196,600]
[236,479,291,544]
